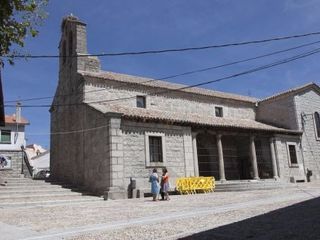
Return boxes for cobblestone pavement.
[1,182,320,240]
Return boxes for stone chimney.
[16,102,21,123]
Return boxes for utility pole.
[0,61,5,126]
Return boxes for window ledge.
[146,162,165,168]
[289,164,299,168]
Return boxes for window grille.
[149,136,163,162]
[288,144,298,164]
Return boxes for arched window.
[68,31,73,57]
[315,112,320,138]
[62,40,66,64]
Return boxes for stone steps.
[3,182,71,187]
[0,196,102,208]
[0,177,102,208]
[0,184,73,191]
[215,180,292,192]
[0,192,84,201]
[0,187,78,195]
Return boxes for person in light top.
[149,168,160,201]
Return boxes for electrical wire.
[6,45,319,108]
[4,40,320,104]
[2,31,320,58]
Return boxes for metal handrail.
[22,150,33,177]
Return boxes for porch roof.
[88,103,301,135]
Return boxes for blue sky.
[3,0,320,148]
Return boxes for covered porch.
[192,130,280,182]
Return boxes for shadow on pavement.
[180,197,320,240]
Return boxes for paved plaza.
[1,181,320,240]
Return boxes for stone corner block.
[103,188,127,200]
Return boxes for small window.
[0,130,11,144]
[215,106,223,117]
[288,144,298,164]
[149,136,163,162]
[136,96,146,108]
[314,112,320,139]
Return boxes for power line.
[28,123,111,136]
[5,46,320,108]
[5,39,320,104]
[3,31,320,59]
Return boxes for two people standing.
[149,168,170,201]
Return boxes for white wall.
[0,125,26,151]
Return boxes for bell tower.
[58,14,100,74]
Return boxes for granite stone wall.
[274,135,305,182]
[257,95,298,129]
[294,90,320,179]
[51,17,101,188]
[0,151,23,178]
[84,81,256,121]
[121,120,194,191]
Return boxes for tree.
[0,0,48,126]
[0,0,48,64]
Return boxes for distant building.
[0,103,29,177]
[25,144,46,159]
[50,16,320,199]
[25,144,49,178]
[30,150,50,178]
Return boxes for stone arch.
[68,31,73,56]
[62,40,66,64]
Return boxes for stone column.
[104,115,126,200]
[250,135,260,180]
[269,137,279,179]
[216,134,226,181]
[192,133,199,177]
[183,129,195,177]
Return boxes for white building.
[0,104,29,177]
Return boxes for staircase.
[0,177,103,208]
[215,179,294,192]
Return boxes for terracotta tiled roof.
[259,82,320,103]
[5,115,29,125]
[87,103,301,134]
[79,70,258,103]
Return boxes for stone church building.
[50,16,320,199]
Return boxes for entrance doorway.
[196,133,219,179]
[196,133,274,180]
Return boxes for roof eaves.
[259,82,320,103]
[120,114,302,135]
